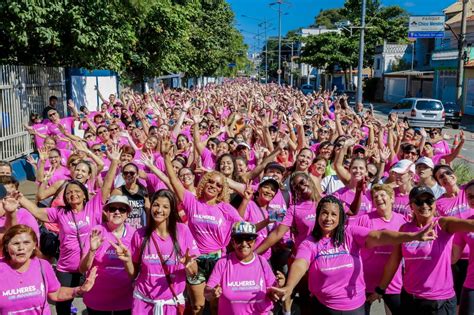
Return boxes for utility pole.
[356,0,367,103]
[270,0,290,85]
[456,0,469,113]
[290,42,294,87]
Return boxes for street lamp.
[241,15,275,83]
[270,0,291,85]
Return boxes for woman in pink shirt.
[162,138,243,314]
[111,190,199,315]
[389,159,415,218]
[371,186,474,314]
[205,222,281,315]
[0,225,97,314]
[452,181,474,314]
[19,150,119,315]
[357,184,407,314]
[269,195,433,314]
[80,195,136,314]
[255,171,320,255]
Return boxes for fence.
[0,65,66,161]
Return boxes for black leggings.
[452,259,468,305]
[86,308,132,315]
[365,294,401,315]
[312,296,365,315]
[55,271,82,315]
[459,287,474,315]
[401,290,456,315]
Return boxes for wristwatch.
[375,286,386,296]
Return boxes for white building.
[373,41,413,78]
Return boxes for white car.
[390,98,445,128]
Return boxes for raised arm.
[101,146,121,201]
[365,222,436,249]
[162,137,186,202]
[19,193,50,222]
[255,224,290,255]
[439,216,474,234]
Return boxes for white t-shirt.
[321,175,345,195]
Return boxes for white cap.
[390,159,415,174]
[236,142,251,150]
[415,157,435,169]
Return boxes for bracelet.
[283,312,291,315]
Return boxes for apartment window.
[376,58,381,70]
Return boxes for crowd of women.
[0,79,473,315]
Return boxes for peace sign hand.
[108,234,132,263]
[179,248,197,276]
[243,182,254,200]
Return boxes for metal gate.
[0,65,66,161]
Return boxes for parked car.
[443,101,461,129]
[300,84,315,95]
[342,90,356,106]
[390,98,445,128]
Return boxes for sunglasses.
[97,130,108,134]
[319,129,329,134]
[368,172,376,177]
[123,171,136,176]
[233,235,257,244]
[109,127,119,132]
[106,207,128,213]
[412,198,435,207]
[199,124,208,129]
[48,112,58,117]
[404,151,418,156]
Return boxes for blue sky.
[228,0,454,52]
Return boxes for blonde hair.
[196,171,230,203]
[371,184,394,200]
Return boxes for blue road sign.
[408,31,444,38]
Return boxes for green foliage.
[313,8,345,29]
[0,0,247,82]
[453,160,474,185]
[300,32,358,73]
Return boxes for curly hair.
[196,171,230,203]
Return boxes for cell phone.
[135,120,142,128]
[168,119,175,126]
[100,144,107,152]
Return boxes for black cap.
[268,125,278,132]
[264,162,286,174]
[409,186,435,201]
[0,184,7,199]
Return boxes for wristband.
[375,286,386,296]
[283,312,291,315]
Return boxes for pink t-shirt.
[400,219,455,299]
[130,224,199,314]
[454,229,474,289]
[0,208,40,241]
[281,200,317,247]
[0,258,60,314]
[436,185,474,219]
[243,200,272,260]
[207,252,276,315]
[392,188,411,218]
[333,187,373,218]
[182,191,242,254]
[201,147,216,170]
[145,173,168,195]
[46,193,104,272]
[295,225,370,311]
[356,212,407,294]
[82,223,136,311]
[432,140,451,156]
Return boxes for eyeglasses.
[368,172,376,178]
[48,112,58,117]
[319,129,329,134]
[97,129,108,135]
[199,124,208,129]
[233,235,257,244]
[106,207,128,213]
[93,148,102,152]
[412,198,435,207]
[109,127,119,132]
[123,171,136,176]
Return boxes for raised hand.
[106,144,122,162]
[108,235,132,263]
[26,155,37,166]
[275,270,286,288]
[140,151,155,168]
[160,136,173,156]
[67,99,75,110]
[179,248,197,276]
[2,195,20,214]
[38,147,49,161]
[379,147,391,161]
[243,182,254,200]
[415,221,437,242]
[89,229,104,252]
[210,285,222,299]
